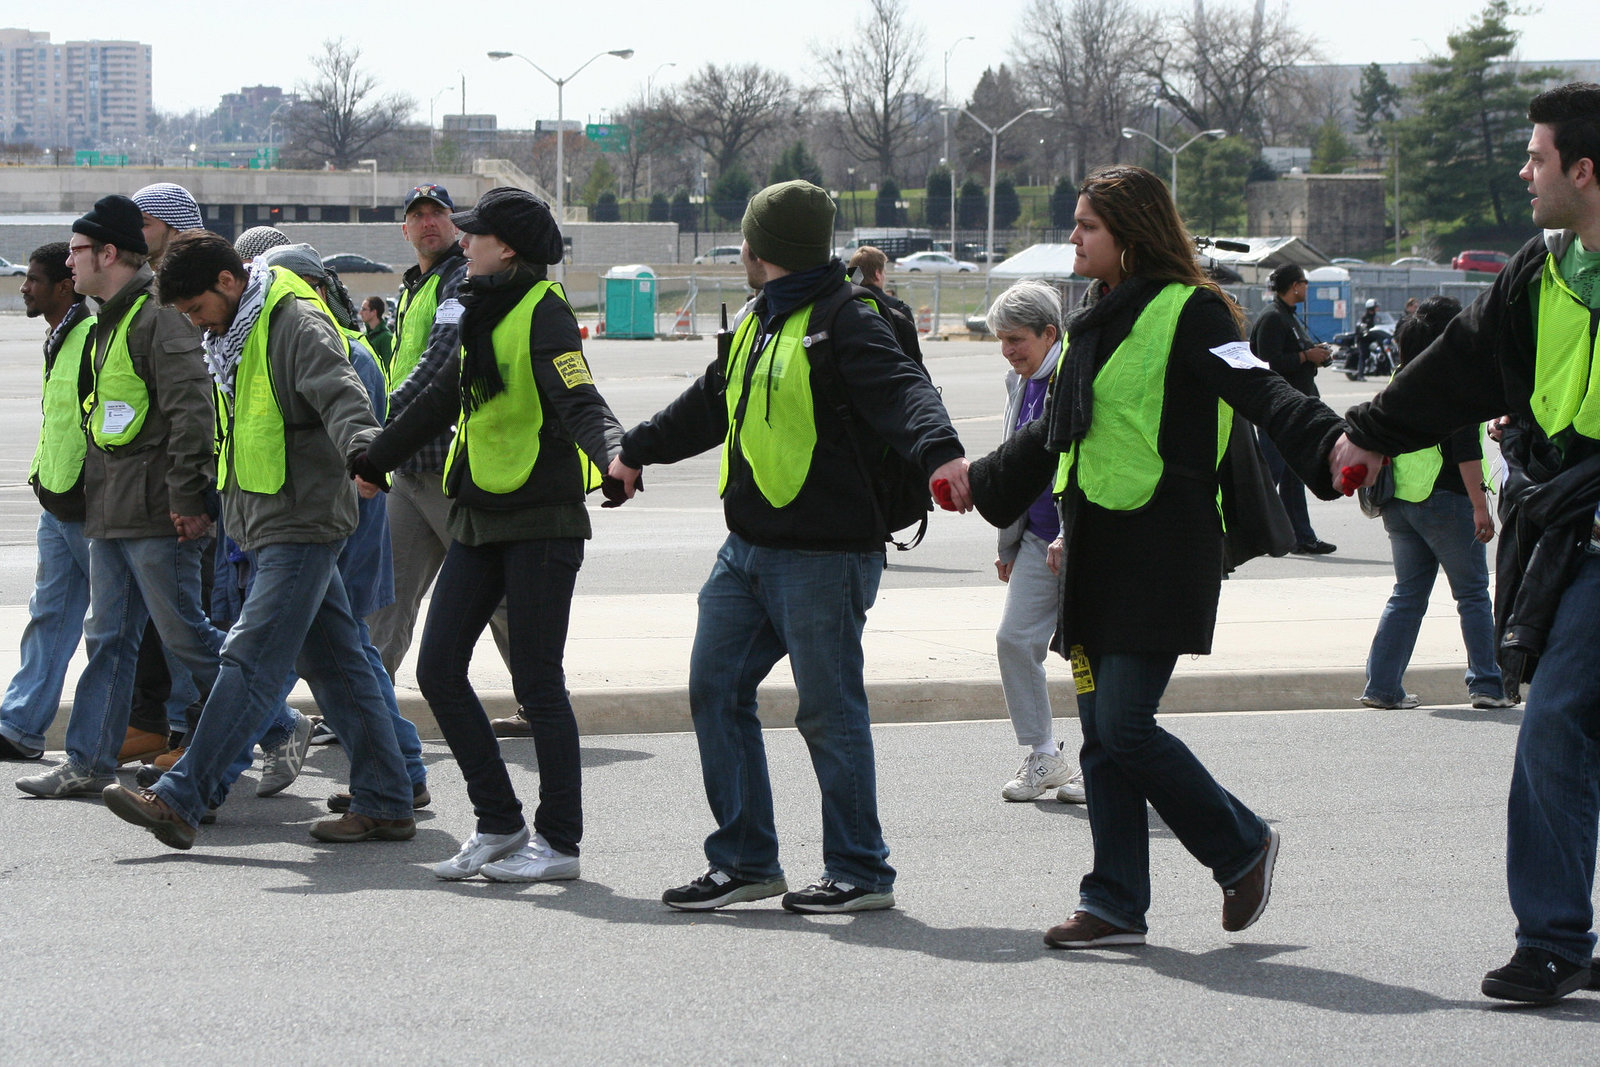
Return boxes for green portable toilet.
[604,264,658,339]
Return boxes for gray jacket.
[83,266,215,540]
[220,295,380,552]
[996,342,1061,565]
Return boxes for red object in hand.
[1338,464,1369,496]
[932,478,957,511]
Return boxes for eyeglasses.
[67,243,95,256]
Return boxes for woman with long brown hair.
[970,165,1345,947]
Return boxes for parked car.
[895,251,977,273]
[322,253,394,274]
[1329,257,1366,266]
[1451,249,1509,274]
[1390,256,1440,267]
[692,246,742,265]
[0,254,25,276]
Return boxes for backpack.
[802,282,935,550]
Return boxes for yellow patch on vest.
[552,351,593,389]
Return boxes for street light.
[942,106,1052,277]
[645,61,676,201]
[1119,126,1227,211]
[942,35,974,253]
[489,47,635,281]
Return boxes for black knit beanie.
[72,194,149,256]
[741,180,835,271]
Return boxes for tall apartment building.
[0,28,153,148]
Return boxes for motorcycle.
[1332,324,1397,381]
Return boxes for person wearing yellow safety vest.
[0,244,96,762]
[351,187,624,883]
[1359,296,1511,714]
[1335,83,1600,1005]
[608,180,972,914]
[17,197,224,803]
[371,183,516,692]
[98,231,415,851]
[967,166,1347,950]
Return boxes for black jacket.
[1250,296,1319,397]
[620,266,963,552]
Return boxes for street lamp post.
[942,35,974,253]
[943,106,1053,277]
[1118,126,1227,212]
[846,166,857,229]
[645,61,676,202]
[489,47,635,281]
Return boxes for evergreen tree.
[926,167,952,228]
[1310,121,1353,174]
[1050,176,1076,229]
[1177,136,1253,236]
[770,141,825,185]
[581,156,617,207]
[875,179,905,226]
[593,191,621,222]
[1351,62,1401,157]
[957,178,986,228]
[648,193,670,222]
[713,167,756,223]
[993,179,1021,230]
[671,190,697,232]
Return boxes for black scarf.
[1045,275,1160,453]
[457,263,546,415]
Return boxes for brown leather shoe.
[1222,826,1281,932]
[117,727,169,766]
[101,784,196,850]
[490,709,534,738]
[1043,910,1146,949]
[151,746,186,771]
[309,812,417,843]
[326,781,431,813]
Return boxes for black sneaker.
[0,734,43,760]
[1482,947,1591,1003]
[307,717,339,746]
[1290,540,1337,555]
[781,877,896,914]
[134,762,164,789]
[662,867,788,911]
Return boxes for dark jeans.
[1076,651,1270,931]
[417,537,584,855]
[1257,429,1316,546]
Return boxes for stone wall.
[1246,173,1386,259]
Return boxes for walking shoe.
[309,812,416,843]
[433,826,530,880]
[256,712,313,798]
[117,727,168,766]
[1471,693,1519,710]
[1359,694,1420,710]
[1002,743,1077,801]
[1043,910,1146,949]
[480,833,580,882]
[781,877,895,914]
[1290,540,1336,555]
[1222,826,1280,932]
[101,784,196,850]
[1056,769,1087,804]
[307,717,339,746]
[134,762,165,789]
[490,708,534,738]
[151,747,186,771]
[0,734,44,761]
[662,867,788,911]
[16,761,114,798]
[326,781,431,813]
[1482,947,1591,1004]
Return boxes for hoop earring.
[1119,248,1131,276]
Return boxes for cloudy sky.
[15,0,1587,129]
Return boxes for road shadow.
[1430,707,1523,726]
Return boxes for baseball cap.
[403,184,454,212]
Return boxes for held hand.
[606,455,642,500]
[1329,433,1386,495]
[995,559,1012,584]
[354,476,383,499]
[171,513,212,542]
[929,458,972,513]
[1046,537,1064,575]
[1486,415,1511,443]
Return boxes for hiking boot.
[326,781,431,813]
[151,747,186,771]
[1043,910,1146,949]
[479,834,580,882]
[309,812,416,843]
[1001,743,1077,802]
[1222,826,1280,932]
[433,827,530,880]
[662,867,788,911]
[117,727,168,766]
[17,761,114,798]
[101,784,196,850]
[1056,769,1087,804]
[781,877,895,914]
[256,712,313,797]
[1482,947,1591,1004]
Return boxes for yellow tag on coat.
[552,351,593,388]
[1070,645,1095,694]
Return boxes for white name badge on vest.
[100,400,138,436]
[434,298,464,325]
[1211,340,1269,371]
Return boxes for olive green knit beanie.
[741,180,835,271]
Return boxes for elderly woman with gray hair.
[988,280,1085,804]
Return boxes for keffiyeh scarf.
[203,263,271,397]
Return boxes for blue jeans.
[417,538,583,851]
[688,533,893,892]
[1258,429,1316,545]
[1364,491,1503,704]
[1506,551,1600,966]
[0,513,92,752]
[1076,652,1269,931]
[153,540,411,827]
[68,536,225,775]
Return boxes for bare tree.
[814,0,933,184]
[284,39,415,168]
[662,63,802,178]
[1142,0,1318,146]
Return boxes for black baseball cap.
[403,184,454,212]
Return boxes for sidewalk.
[25,572,1483,748]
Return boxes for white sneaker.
[1055,768,1087,804]
[480,833,580,882]
[1001,743,1076,801]
[432,826,530,880]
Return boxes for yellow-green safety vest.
[1390,446,1444,503]
[388,271,442,392]
[32,313,96,491]
[442,281,602,495]
[1531,254,1600,442]
[717,303,821,508]
[1052,284,1232,510]
[88,293,152,450]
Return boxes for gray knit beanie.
[741,180,835,271]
